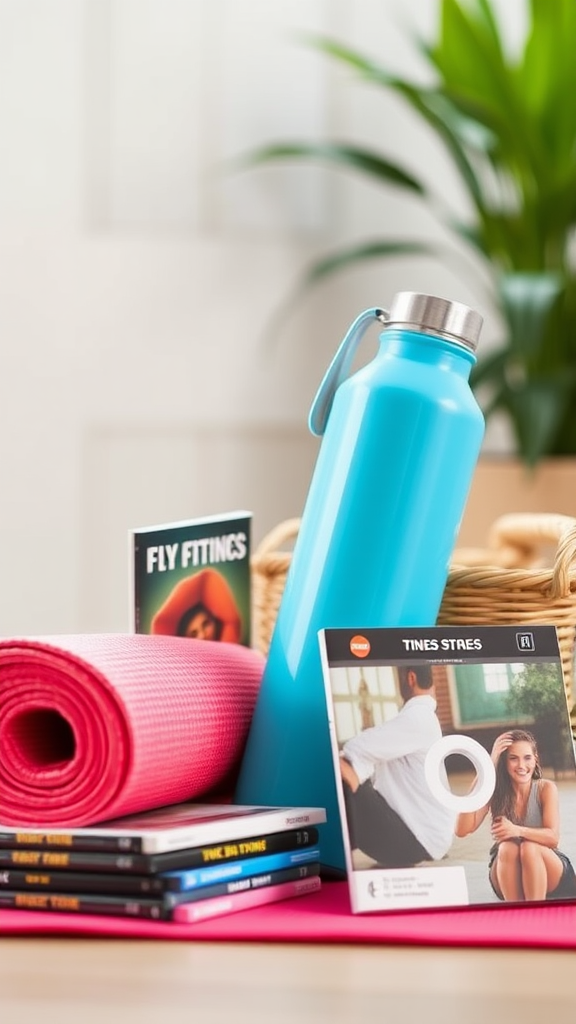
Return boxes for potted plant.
[245,0,576,468]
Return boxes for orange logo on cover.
[350,635,370,658]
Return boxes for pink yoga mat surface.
[0,633,264,826]
[1,882,575,948]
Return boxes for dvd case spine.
[0,831,142,853]
[0,866,321,920]
[173,875,322,924]
[0,891,170,920]
[162,845,321,892]
[0,848,321,897]
[0,828,320,876]
[165,863,320,908]
[0,868,166,896]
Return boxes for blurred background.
[0,0,543,635]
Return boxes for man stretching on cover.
[340,665,455,868]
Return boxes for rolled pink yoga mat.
[0,633,264,827]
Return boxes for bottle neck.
[379,327,477,379]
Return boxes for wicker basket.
[251,512,576,720]
[251,518,302,659]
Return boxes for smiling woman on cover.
[456,729,576,902]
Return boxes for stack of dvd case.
[0,803,325,922]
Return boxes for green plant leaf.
[256,241,434,355]
[433,1,501,96]
[239,2,576,463]
[386,87,490,211]
[298,35,492,211]
[493,377,575,466]
[520,0,576,167]
[304,240,434,285]
[431,0,546,183]
[498,272,564,357]
[296,35,392,83]
[469,347,509,390]
[239,142,426,195]
[437,0,506,98]
[473,0,506,49]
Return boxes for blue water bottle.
[236,293,485,874]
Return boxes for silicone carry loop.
[308,307,388,437]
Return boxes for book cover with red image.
[129,511,252,647]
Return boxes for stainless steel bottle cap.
[385,292,482,351]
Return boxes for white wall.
[0,0,520,634]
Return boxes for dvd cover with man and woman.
[319,624,576,913]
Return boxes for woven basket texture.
[251,513,576,723]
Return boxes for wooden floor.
[1,937,574,1024]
